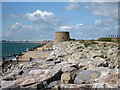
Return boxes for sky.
[2,1,119,41]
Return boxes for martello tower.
[54,32,70,43]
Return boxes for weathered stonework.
[54,32,70,43]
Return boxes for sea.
[0,42,42,62]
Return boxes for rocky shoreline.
[0,40,119,89]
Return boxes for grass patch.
[97,38,115,42]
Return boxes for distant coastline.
[0,41,53,44]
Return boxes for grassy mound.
[97,37,119,42]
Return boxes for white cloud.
[10,22,33,32]
[2,22,58,41]
[9,10,62,26]
[59,26,72,31]
[58,19,118,39]
[76,24,83,27]
[94,19,103,25]
[95,19,102,23]
[89,2,118,19]
[65,2,118,19]
[26,10,59,25]
[65,2,80,11]
[59,23,84,31]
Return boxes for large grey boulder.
[35,62,68,84]
[74,70,100,84]
[46,63,66,82]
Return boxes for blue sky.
[2,2,118,41]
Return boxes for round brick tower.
[54,32,70,43]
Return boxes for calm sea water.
[1,42,42,62]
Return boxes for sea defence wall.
[54,32,70,43]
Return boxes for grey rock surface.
[1,81,17,88]
[74,70,100,84]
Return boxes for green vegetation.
[97,38,113,42]
[97,37,119,42]
[67,40,98,45]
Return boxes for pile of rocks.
[0,41,119,89]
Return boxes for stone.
[52,85,60,90]
[1,81,17,88]
[70,69,79,82]
[48,80,60,87]
[15,78,25,85]
[90,52,102,59]
[2,72,17,81]
[46,57,54,61]
[37,81,48,89]
[103,61,108,67]
[42,61,55,66]
[22,63,34,69]
[55,59,61,64]
[19,63,24,69]
[105,73,119,84]
[41,64,48,69]
[60,84,91,88]
[61,73,71,84]
[108,63,115,69]
[107,54,117,60]
[90,73,99,84]
[92,83,116,88]
[28,69,44,76]
[74,70,100,84]
[67,56,78,64]
[118,79,120,88]
[62,63,76,67]
[78,63,85,67]
[87,64,94,68]
[72,53,86,60]
[96,61,108,67]
[61,66,76,73]
[79,66,87,70]
[20,78,36,86]
[78,62,87,70]
[22,69,30,76]
[56,51,68,57]
[36,63,67,83]
[47,62,68,78]
[35,74,48,83]
[107,49,114,56]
